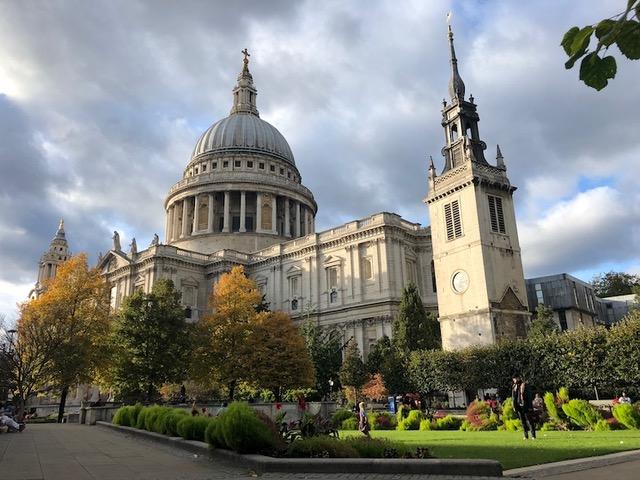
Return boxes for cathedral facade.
[38,30,530,354]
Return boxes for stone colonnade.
[165,190,314,241]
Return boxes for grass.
[339,429,640,469]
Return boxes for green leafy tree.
[301,319,343,397]
[529,304,559,337]
[365,336,392,375]
[561,1,640,90]
[109,279,193,401]
[592,271,640,297]
[606,309,640,390]
[392,284,441,354]
[339,339,367,401]
[366,336,413,395]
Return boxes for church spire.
[230,48,259,116]
[54,218,66,240]
[447,24,466,102]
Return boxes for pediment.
[286,265,303,276]
[181,276,199,287]
[493,286,527,311]
[98,250,131,273]
[323,255,343,268]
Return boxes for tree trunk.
[146,383,154,403]
[57,385,69,423]
[228,380,236,401]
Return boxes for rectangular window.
[234,160,241,168]
[535,283,544,304]
[270,165,275,172]
[362,257,373,280]
[280,167,284,175]
[202,164,207,171]
[247,161,254,168]
[212,162,218,169]
[444,199,463,240]
[558,310,568,331]
[232,216,240,232]
[290,276,300,298]
[194,167,199,174]
[259,162,265,169]
[223,161,229,168]
[488,195,506,234]
[328,267,338,289]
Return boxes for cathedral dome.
[191,113,295,165]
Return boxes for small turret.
[32,219,71,297]
[496,144,506,170]
[230,48,259,116]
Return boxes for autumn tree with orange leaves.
[16,254,111,422]
[192,266,315,400]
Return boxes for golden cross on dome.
[242,48,250,65]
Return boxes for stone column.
[173,204,180,240]
[192,195,200,234]
[207,194,214,233]
[240,191,246,232]
[271,195,278,234]
[284,197,291,237]
[310,211,315,234]
[223,191,231,233]
[304,208,310,236]
[181,197,189,238]
[295,201,301,237]
[166,206,173,242]
[256,192,263,233]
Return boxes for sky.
[1,0,639,321]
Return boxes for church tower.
[31,219,71,298]
[426,25,529,350]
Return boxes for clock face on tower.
[451,270,470,294]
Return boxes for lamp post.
[328,379,334,400]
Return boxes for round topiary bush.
[177,416,214,441]
[112,406,134,426]
[215,402,279,454]
[159,409,189,436]
[341,417,358,430]
[331,408,355,428]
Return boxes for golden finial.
[242,48,250,66]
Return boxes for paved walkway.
[0,423,637,480]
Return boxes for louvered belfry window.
[444,200,463,240]
[488,195,506,234]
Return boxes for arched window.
[450,124,459,141]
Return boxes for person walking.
[358,401,370,438]
[511,375,536,440]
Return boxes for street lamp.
[328,379,334,400]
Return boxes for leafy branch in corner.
[561,0,640,90]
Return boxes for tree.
[606,309,640,390]
[339,339,367,402]
[529,304,559,337]
[192,266,263,400]
[392,284,441,354]
[592,271,640,297]
[18,255,111,422]
[108,279,193,402]
[361,373,388,401]
[301,319,343,397]
[246,311,315,401]
[561,1,640,90]
[365,336,392,375]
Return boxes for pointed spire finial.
[429,155,435,170]
[496,144,506,170]
[53,218,66,241]
[58,218,64,230]
[447,17,466,102]
[230,48,259,116]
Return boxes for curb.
[504,448,640,478]
[96,421,503,476]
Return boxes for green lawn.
[340,430,640,469]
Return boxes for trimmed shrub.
[397,409,424,431]
[135,406,150,429]
[150,407,174,434]
[369,412,397,430]
[594,419,612,431]
[215,402,278,454]
[501,398,517,421]
[419,419,433,431]
[464,401,497,430]
[143,405,168,432]
[562,399,602,430]
[345,436,428,458]
[204,419,223,447]
[331,408,355,428]
[341,417,358,430]
[177,416,213,441]
[112,406,134,427]
[613,403,640,430]
[286,435,358,458]
[161,409,189,436]
[434,415,464,431]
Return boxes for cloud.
[0,0,639,320]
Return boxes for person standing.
[618,392,632,404]
[358,402,370,438]
[511,376,536,440]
